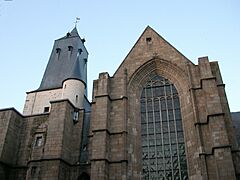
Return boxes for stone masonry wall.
[90,26,240,179]
[0,108,24,179]
[23,88,62,115]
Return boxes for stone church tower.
[0,26,239,180]
[0,27,91,180]
[23,27,88,115]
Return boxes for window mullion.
[164,83,174,179]
[151,86,158,178]
[171,85,182,180]
[141,75,188,180]
[144,88,151,179]
[159,97,166,178]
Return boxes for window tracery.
[141,75,188,180]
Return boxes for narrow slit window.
[76,95,78,103]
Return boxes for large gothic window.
[140,75,188,180]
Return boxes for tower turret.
[23,27,88,115]
[38,27,88,91]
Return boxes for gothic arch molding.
[126,58,197,178]
[128,58,189,96]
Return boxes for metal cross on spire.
[74,17,80,27]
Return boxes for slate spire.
[37,27,88,91]
[70,26,80,37]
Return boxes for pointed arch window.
[140,75,188,180]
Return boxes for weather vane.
[74,17,80,27]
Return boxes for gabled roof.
[114,26,193,78]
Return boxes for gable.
[114,26,193,79]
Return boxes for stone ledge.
[93,94,128,103]
[92,128,128,136]
[90,158,128,164]
[199,145,232,156]
[0,107,24,118]
[194,112,224,126]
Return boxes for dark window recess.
[35,136,43,147]
[56,48,61,53]
[78,48,83,54]
[146,37,152,44]
[44,106,50,113]
[68,46,73,51]
[83,144,87,151]
[31,166,37,176]
[73,110,79,123]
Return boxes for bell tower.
[23,27,88,115]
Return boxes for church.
[0,26,240,180]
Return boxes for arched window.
[141,75,188,180]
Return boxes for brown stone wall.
[114,26,191,79]
[126,59,195,179]
[39,160,61,180]
[90,26,240,179]
[20,114,48,163]
[0,163,9,180]
[90,72,128,180]
[0,108,25,179]
[0,99,89,179]
[1,26,239,180]
[0,109,23,165]
[31,99,85,179]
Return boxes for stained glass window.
[141,75,188,180]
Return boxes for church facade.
[0,26,239,180]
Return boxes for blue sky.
[0,0,239,112]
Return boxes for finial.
[74,17,80,27]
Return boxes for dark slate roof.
[65,56,83,83]
[231,112,240,146]
[71,57,81,79]
[57,27,80,40]
[70,26,80,37]
[37,27,88,91]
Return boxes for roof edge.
[113,26,194,77]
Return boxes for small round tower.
[62,79,85,109]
